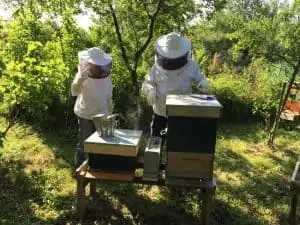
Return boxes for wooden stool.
[76,159,216,225]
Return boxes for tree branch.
[142,2,151,19]
[249,48,293,67]
[134,0,164,69]
[0,108,20,138]
[128,14,139,52]
[268,51,293,67]
[1,118,18,137]
[108,3,133,74]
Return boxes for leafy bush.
[209,59,291,125]
[0,40,69,128]
[250,59,290,127]
[209,73,253,122]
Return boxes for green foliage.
[251,59,290,121]
[229,1,300,67]
[1,0,299,130]
[209,73,253,122]
[0,56,6,77]
[208,58,293,124]
[0,40,68,122]
[0,6,93,129]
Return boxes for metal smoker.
[92,113,118,137]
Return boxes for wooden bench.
[280,110,300,122]
[280,82,300,122]
[76,159,216,225]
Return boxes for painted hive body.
[165,94,222,179]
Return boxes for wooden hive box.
[84,129,143,172]
[165,94,222,179]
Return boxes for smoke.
[125,95,142,130]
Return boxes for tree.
[0,0,92,129]
[229,0,300,145]
[84,0,200,97]
[80,0,201,127]
[0,0,227,130]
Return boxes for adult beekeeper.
[71,47,113,169]
[141,32,210,138]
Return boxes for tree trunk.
[267,66,299,146]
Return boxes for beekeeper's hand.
[142,82,157,106]
[78,60,90,79]
[196,79,210,93]
[71,63,90,96]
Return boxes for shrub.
[209,73,253,122]
[250,59,290,127]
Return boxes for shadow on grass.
[0,158,47,224]
[215,145,300,225]
[47,193,135,225]
[21,123,299,225]
[50,181,269,225]
[0,157,82,225]
[109,184,200,225]
[37,128,77,168]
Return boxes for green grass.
[0,117,299,225]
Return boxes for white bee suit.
[141,59,210,117]
[71,67,113,120]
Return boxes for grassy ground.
[0,117,299,225]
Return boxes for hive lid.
[166,94,223,118]
[84,129,143,156]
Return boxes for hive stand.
[76,159,216,225]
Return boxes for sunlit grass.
[0,119,299,224]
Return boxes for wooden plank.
[76,174,87,220]
[166,152,214,179]
[84,170,134,182]
[76,160,89,173]
[290,161,300,195]
[131,175,217,188]
[84,170,217,189]
[90,180,97,198]
[200,186,216,225]
[291,161,300,184]
[166,171,213,179]
[280,111,300,121]
[291,182,300,194]
[165,176,216,188]
[288,193,298,225]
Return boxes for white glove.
[196,79,210,93]
[78,60,90,79]
[141,82,157,106]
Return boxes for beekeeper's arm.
[193,65,210,93]
[71,65,89,96]
[141,66,157,106]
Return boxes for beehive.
[84,129,143,172]
[165,94,222,179]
